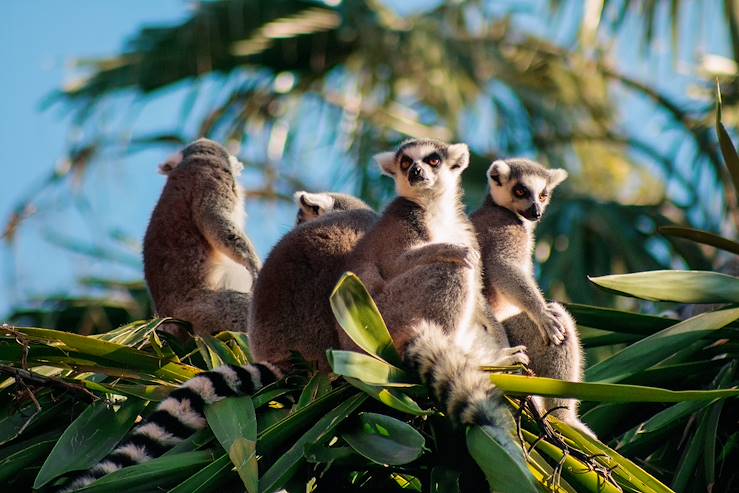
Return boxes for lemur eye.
[400,155,413,170]
[513,185,529,198]
[539,191,549,200]
[424,153,441,166]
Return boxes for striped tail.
[59,363,281,492]
[404,321,518,447]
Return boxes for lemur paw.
[492,345,529,366]
[537,308,566,346]
[440,244,478,269]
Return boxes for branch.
[0,365,100,402]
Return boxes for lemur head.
[374,139,469,201]
[293,191,372,224]
[487,159,567,221]
[166,138,243,177]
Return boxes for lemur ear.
[447,143,470,171]
[158,152,183,175]
[293,191,335,215]
[487,160,511,186]
[548,168,568,188]
[373,151,397,177]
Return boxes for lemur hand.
[536,306,566,345]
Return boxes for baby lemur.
[143,138,261,337]
[471,158,593,436]
[249,191,378,372]
[347,139,526,428]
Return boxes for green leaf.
[204,396,257,493]
[259,392,367,493]
[345,377,429,415]
[488,373,739,402]
[296,372,332,409]
[76,451,215,492]
[34,398,147,488]
[586,307,739,382]
[589,270,739,303]
[716,81,739,203]
[167,453,233,493]
[566,303,678,335]
[327,350,414,386]
[0,431,60,484]
[466,425,537,493]
[658,226,739,256]
[330,272,403,367]
[257,386,351,456]
[341,412,425,465]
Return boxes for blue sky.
[0,1,733,318]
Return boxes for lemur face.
[374,139,469,200]
[487,159,567,222]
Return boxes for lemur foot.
[491,345,529,366]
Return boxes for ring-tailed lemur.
[470,158,594,436]
[345,139,527,428]
[144,138,261,338]
[294,191,373,225]
[249,191,378,373]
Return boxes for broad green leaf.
[566,303,678,335]
[259,392,367,493]
[345,377,429,415]
[330,272,403,367]
[76,451,215,492]
[0,431,59,484]
[658,226,739,255]
[327,350,414,386]
[34,397,147,489]
[488,373,739,402]
[589,270,739,303]
[202,335,240,365]
[586,307,739,382]
[341,412,425,465]
[167,453,233,493]
[296,372,332,409]
[466,425,537,493]
[204,396,257,493]
[83,381,174,401]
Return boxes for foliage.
[1,264,738,492]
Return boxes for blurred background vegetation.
[0,0,736,323]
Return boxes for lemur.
[345,138,527,428]
[143,138,261,338]
[470,158,594,436]
[249,191,378,373]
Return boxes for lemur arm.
[193,191,261,278]
[389,243,473,277]
[485,259,548,318]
